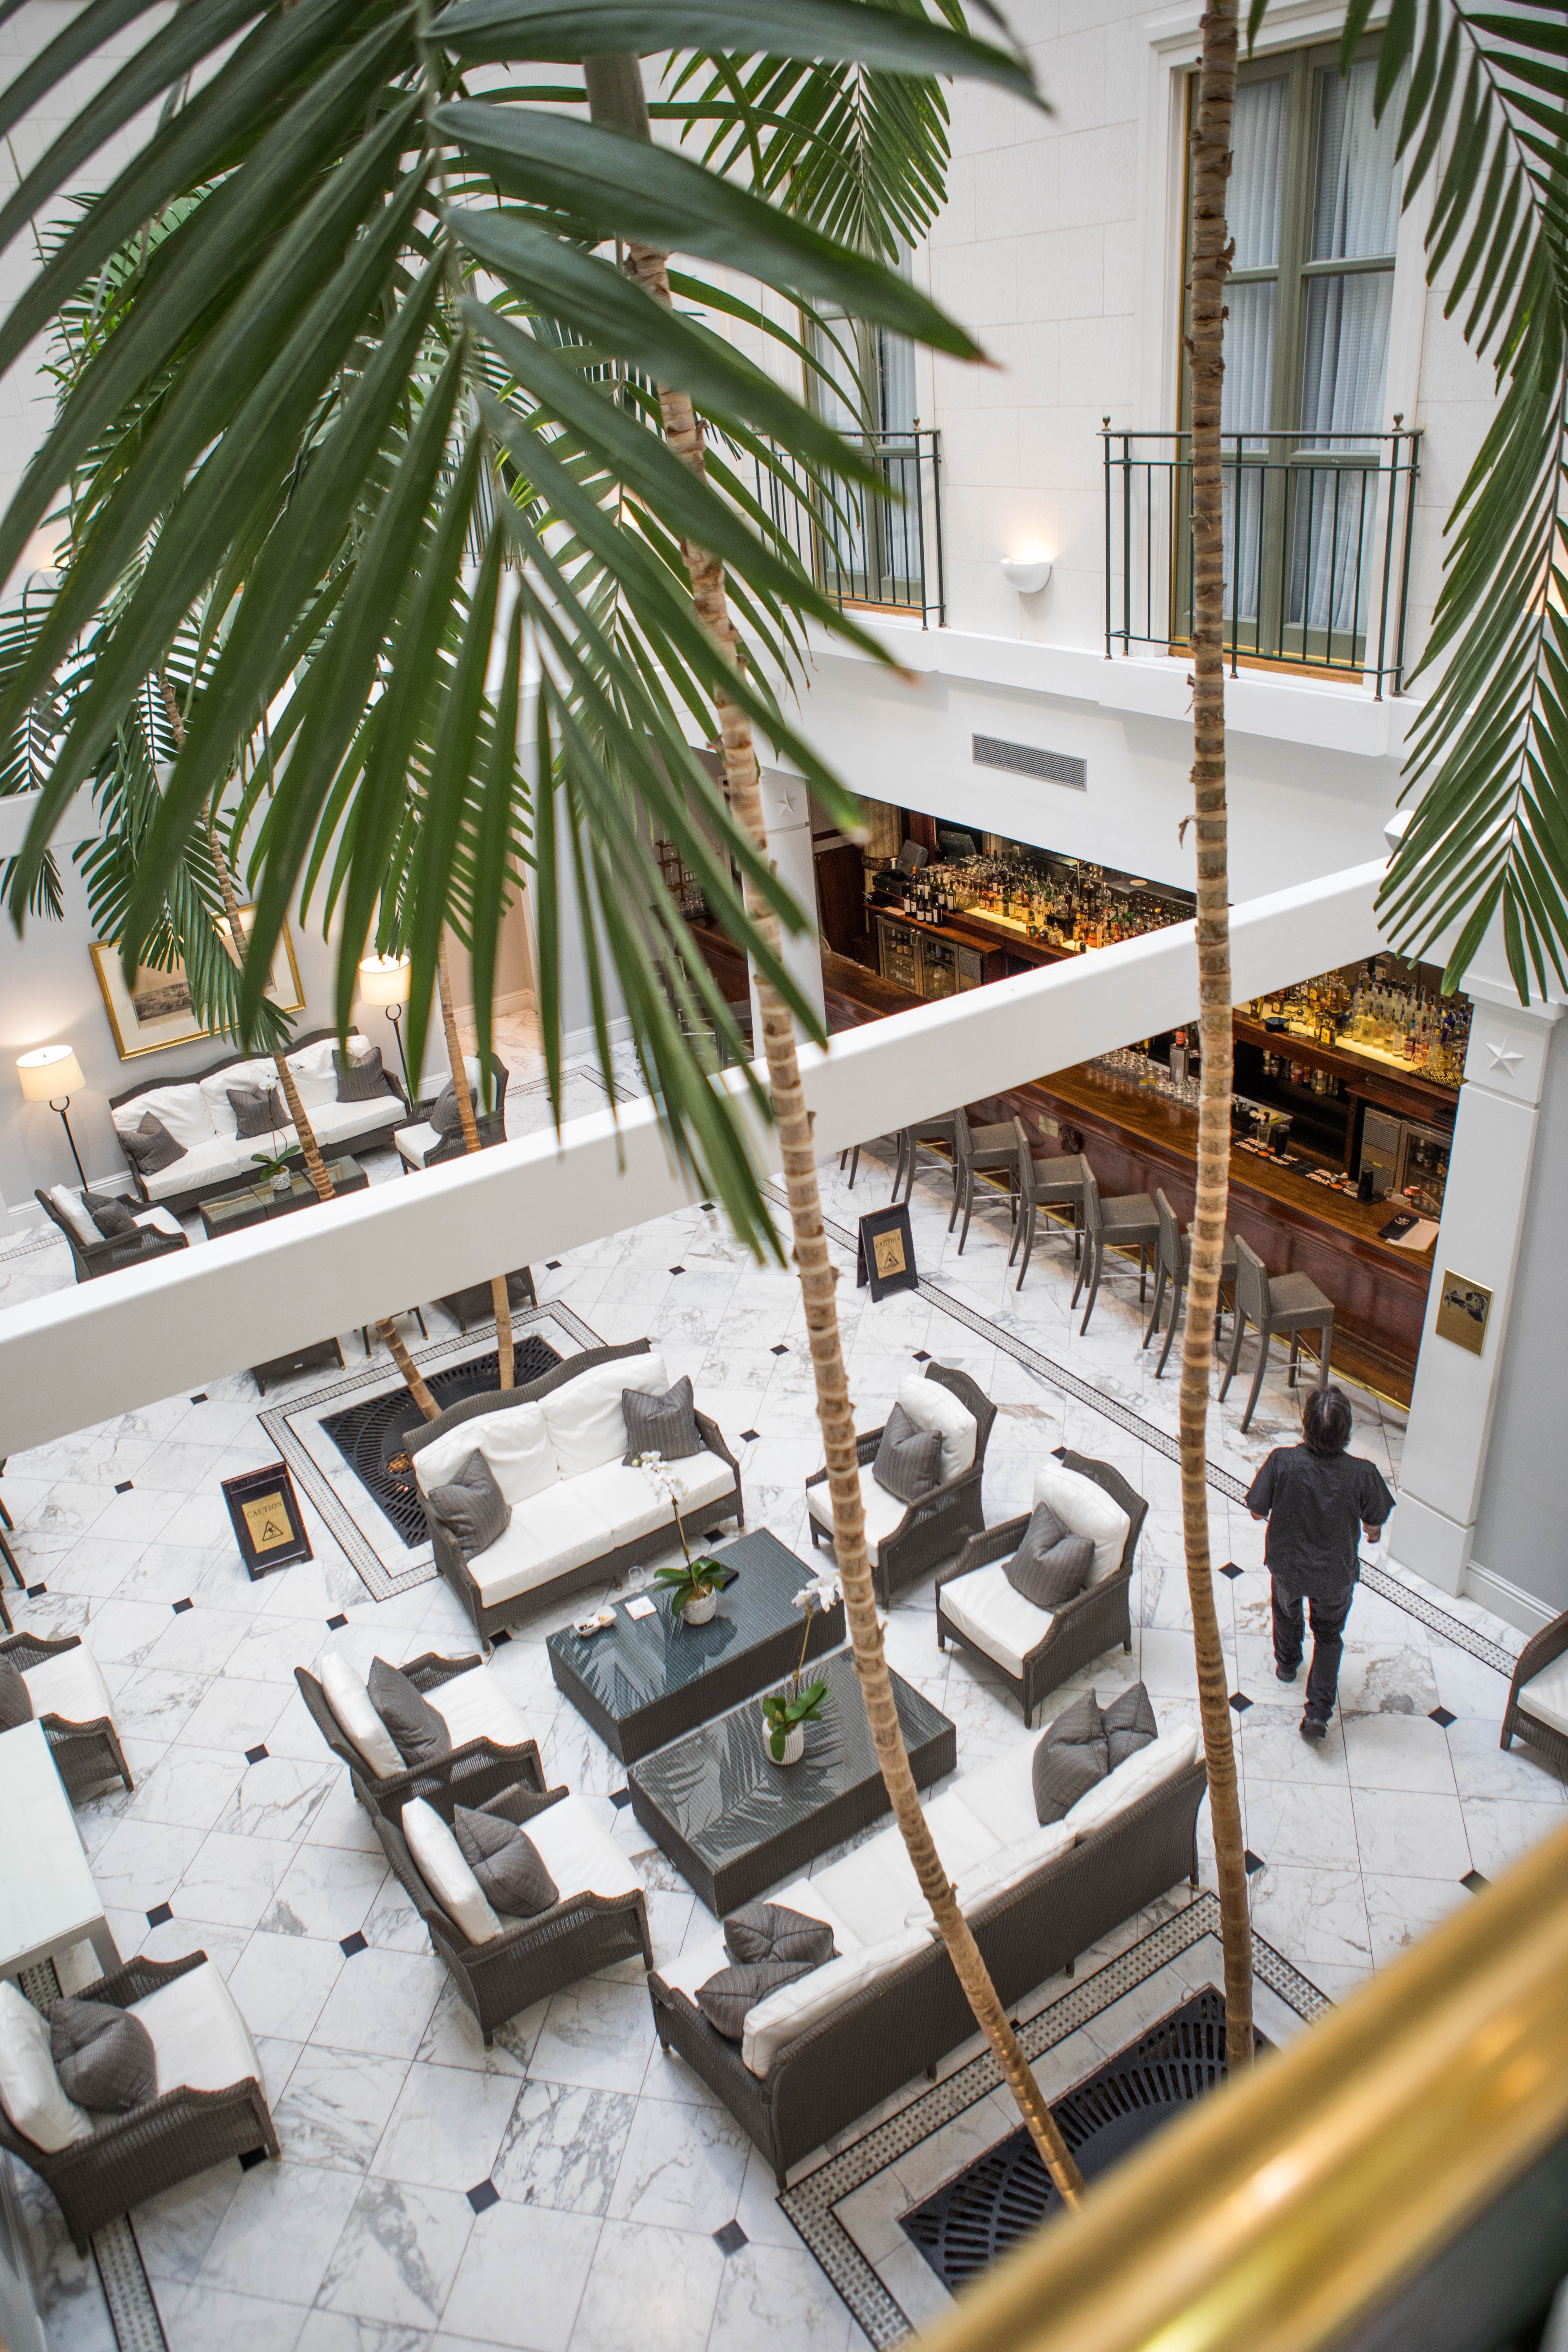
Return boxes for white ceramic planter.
[682,1588,718,1625]
[766,1722,805,1766]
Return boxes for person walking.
[1246,1386,1395,1742]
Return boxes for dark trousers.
[1271,1581,1353,1721]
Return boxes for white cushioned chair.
[34,1185,189,1284]
[1501,1608,1568,1775]
[0,1631,132,1798]
[294,1646,546,1820]
[395,1053,508,1171]
[805,1363,995,1606]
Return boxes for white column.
[749,766,825,1050]
[1389,980,1564,1595]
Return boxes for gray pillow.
[1103,1680,1158,1770]
[425,1451,510,1559]
[1032,1690,1109,1824]
[623,1376,703,1465]
[695,1958,814,2041]
[367,1657,452,1770]
[334,1044,390,1103]
[722,1900,836,1969]
[872,1400,943,1505]
[1004,1504,1096,1612]
[228,1083,287,1140]
[121,1114,186,1173]
[0,1657,32,1733]
[49,1998,156,2112]
[82,1189,137,1239]
[452,1806,558,1917]
[430,1081,465,1137]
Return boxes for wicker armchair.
[805,1363,996,1607]
[1500,1609,1568,1775]
[0,1630,133,1797]
[397,1052,509,1172]
[294,1651,547,1821]
[0,1953,276,2252]
[935,1451,1148,1725]
[372,1781,650,2046]
[34,1187,189,1285]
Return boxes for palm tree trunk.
[584,55,1084,2207]
[436,936,514,1387]
[160,669,440,1421]
[1178,0,1252,2064]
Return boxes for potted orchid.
[633,1453,734,1624]
[762,1572,841,1764]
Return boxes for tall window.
[806,263,923,607]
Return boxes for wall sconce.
[17,1044,87,1186]
[1001,556,1053,596]
[358,954,412,1091]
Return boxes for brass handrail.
[920,1817,1568,2352]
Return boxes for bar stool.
[1219,1236,1334,1433]
[1071,1170,1160,1335]
[894,1112,960,1216]
[1142,1189,1238,1379]
[954,1113,1024,1252]
[1010,1147,1087,1290]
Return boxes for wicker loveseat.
[805,1363,996,1607]
[402,1339,743,1642]
[936,1452,1147,1726]
[1500,1609,1568,1774]
[648,1712,1207,2186]
[34,1186,189,1284]
[0,1630,133,1798]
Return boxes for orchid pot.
[761,1675,828,1765]
[651,1554,733,1623]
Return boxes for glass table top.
[548,1527,824,1721]
[629,1647,952,1864]
[202,1157,363,1225]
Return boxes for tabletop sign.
[222,1460,313,1580]
[856,1204,919,1302]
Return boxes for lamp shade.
[1000,556,1053,595]
[358,953,411,1006]
[17,1044,84,1100]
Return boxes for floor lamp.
[358,955,413,1093]
[17,1044,88,1187]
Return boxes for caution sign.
[223,1461,313,1580]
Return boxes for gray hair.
[1302,1385,1353,1455]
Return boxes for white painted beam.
[0,858,1385,1454]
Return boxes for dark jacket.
[1247,1445,1396,1600]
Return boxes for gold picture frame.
[1433,1269,1492,1358]
[90,908,304,1061]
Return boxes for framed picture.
[221,1460,314,1580]
[1433,1270,1492,1358]
[90,906,304,1061]
[856,1204,919,1302]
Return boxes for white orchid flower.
[792,1572,842,1613]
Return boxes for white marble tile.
[493,2080,637,2217]
[1460,1796,1567,1881]
[1449,1717,1568,1805]
[1246,1862,1372,1982]
[296,2317,435,2352]
[709,2239,855,2352]
[1349,1786,1473,1881]
[315,2179,474,2331]
[439,2203,600,2351]
[604,2094,751,2231]
[262,1845,390,1942]
[173,1829,295,1931]
[216,1755,340,1842]
[228,1931,346,2041]
[1241,1780,1358,1873]
[371,2064,518,2194]
[91,1816,208,1915]
[197,2161,360,2305]
[569,2219,725,2352]
[132,2160,245,2287]
[1363,1871,1470,1968]
[312,1947,447,2061]
[1342,1711,1458,1796]
[529,1977,658,2096]
[273,2048,411,2174]
[165,2281,308,2352]
[128,1743,249,1830]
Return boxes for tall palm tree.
[435,930,516,1389]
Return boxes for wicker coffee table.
[547,1528,843,1765]
[627,1645,955,1915]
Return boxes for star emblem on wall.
[1486,1040,1523,1076]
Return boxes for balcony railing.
[1102,423,1421,697]
[756,427,945,629]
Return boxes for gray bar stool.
[1219,1235,1334,1431]
[1142,1189,1238,1378]
[1070,1170,1160,1334]
[894,1112,960,1217]
[1010,1145,1088,1290]
[954,1113,1024,1252]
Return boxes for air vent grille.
[972,734,1086,790]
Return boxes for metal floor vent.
[902,1991,1266,2289]
[319,1337,561,1545]
[971,733,1087,790]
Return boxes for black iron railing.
[756,427,944,629]
[1102,423,1420,697]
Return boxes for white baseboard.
[448,988,537,1025]
[1462,1558,1559,1638]
[564,1014,633,1058]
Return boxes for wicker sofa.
[1500,1608,1568,1774]
[805,1363,995,1607]
[0,1952,276,2252]
[403,1339,743,1642]
[0,1630,132,1798]
[648,1709,1206,2185]
[372,1778,650,2046]
[34,1186,189,1284]
[936,1452,1147,1726]
[295,1648,546,1819]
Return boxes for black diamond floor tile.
[700,1201,714,1211]
[339,1931,368,1957]
[1243,1850,1265,1876]
[740,1429,761,1445]
[238,2147,269,2171]
[172,1598,193,1615]
[26,1583,46,1599]
[146,1903,173,1928]
[1229,1691,1252,1713]
[609,1788,633,1811]
[326,1613,348,1630]
[1218,1561,1244,1580]
[114,1480,134,1494]
[545,1260,562,1270]
[912,1350,932,1363]
[490,1629,512,1647]
[1461,1869,1490,1893]
[467,2180,500,2215]
[669,1265,686,1276]
[1429,1705,1456,1729]
[713,2221,747,2256]
[770,1344,788,1356]
[189,1393,208,1405]
[244,1744,269,1766]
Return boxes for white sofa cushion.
[137,1133,285,1202]
[306,1095,393,1148]
[954,1740,1041,1848]
[896,1374,977,1484]
[809,1788,997,1945]
[542,1352,671,1479]
[741,1925,929,2077]
[112,1082,216,1149]
[956,1820,1076,1917]
[132,1206,184,1238]
[396,1121,442,1169]
[47,1186,100,1244]
[1064,1725,1200,1836]
[0,1982,93,2151]
[941,1561,1053,1678]
[21,1643,116,1732]
[430,1663,534,1753]
[1033,1461,1131,1585]
[415,1401,557,1508]
[402,1797,503,1944]
[523,1792,642,1903]
[464,1488,616,1606]
[570,1452,733,1548]
[1519,1651,1568,1738]
[805,1463,910,1567]
[199,1060,278,1141]
[280,1038,340,1111]
[318,1650,406,1780]
[130,1959,263,2096]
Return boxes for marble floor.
[2,1019,1562,2351]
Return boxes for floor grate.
[318,1338,560,1545]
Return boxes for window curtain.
[1218,79,1287,627]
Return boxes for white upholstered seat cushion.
[116,1081,218,1148]
[395,1121,443,1169]
[430,1664,533,1753]
[1519,1651,1568,1738]
[956,1820,1076,1916]
[805,1463,909,1566]
[132,1206,184,1237]
[279,1038,339,1111]
[741,1926,929,2077]
[809,1791,999,1945]
[198,1061,278,1140]
[307,1096,393,1147]
[463,1489,616,1605]
[940,1561,1053,1678]
[896,1374,977,1483]
[953,1738,1044,1848]
[1032,1461,1131,1585]
[0,1981,92,2151]
[20,1643,116,1731]
[1063,1724,1199,1835]
[402,1798,503,1944]
[414,1400,557,1508]
[129,1960,264,2096]
[317,1649,406,1780]
[569,1452,733,1547]
[522,1792,642,1904]
[137,1134,282,1200]
[541,1353,672,1479]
